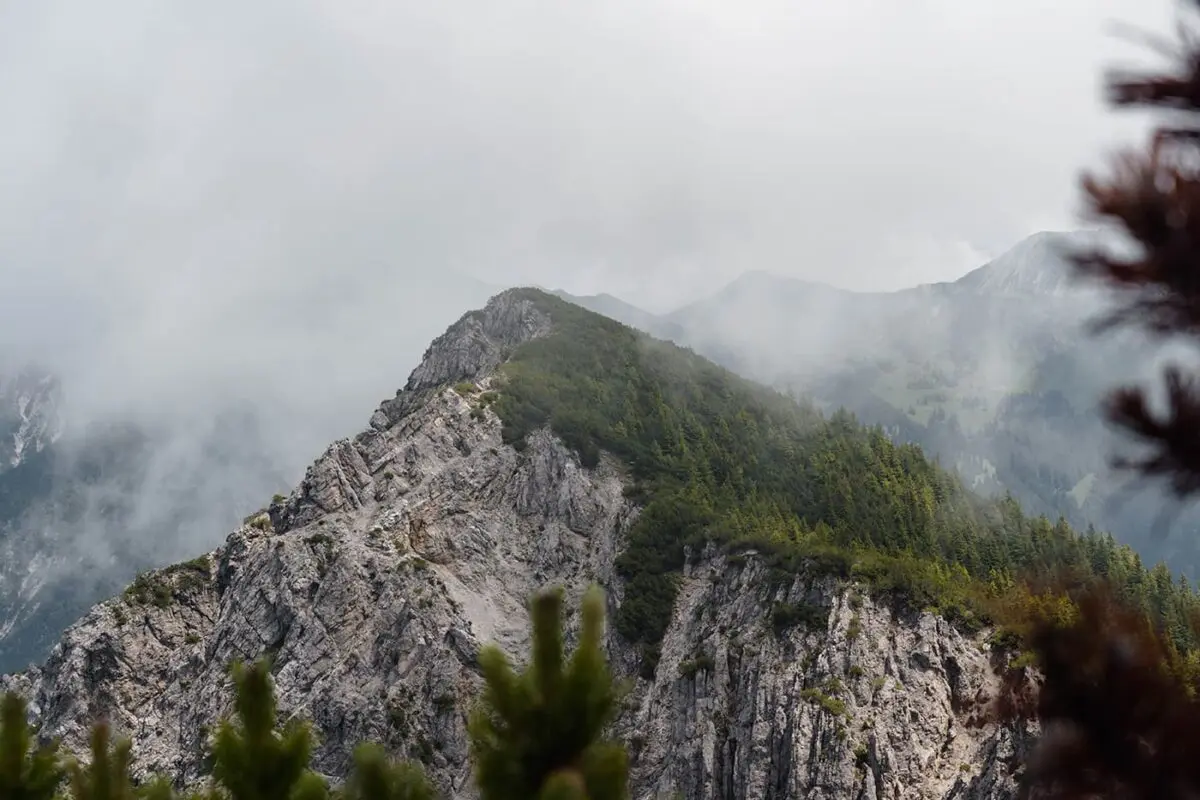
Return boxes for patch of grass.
[453,381,476,397]
[124,559,209,609]
[799,687,848,718]
[847,613,862,642]
[678,653,715,679]
[388,704,409,737]
[124,572,173,609]
[162,556,212,593]
[771,601,828,636]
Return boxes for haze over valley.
[1,0,1196,796]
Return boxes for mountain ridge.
[0,287,1048,798]
[549,233,1194,577]
[8,286,1199,798]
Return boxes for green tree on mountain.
[469,586,627,800]
[0,585,627,800]
[988,2,1200,796]
[207,660,329,800]
[0,693,61,800]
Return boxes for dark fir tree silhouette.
[0,693,62,800]
[62,722,137,800]
[1001,3,1200,798]
[206,660,330,800]
[336,744,435,800]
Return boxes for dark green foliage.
[63,723,136,800]
[337,744,435,800]
[799,685,848,718]
[135,778,181,800]
[770,602,828,636]
[163,559,211,594]
[123,573,173,609]
[485,289,1200,665]
[0,582,627,800]
[468,585,627,800]
[208,661,328,800]
[122,558,212,610]
[677,653,715,679]
[0,693,62,800]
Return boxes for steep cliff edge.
[0,290,1032,799]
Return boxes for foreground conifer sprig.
[468,585,628,800]
[0,693,62,800]
[208,660,328,800]
[0,583,627,799]
[336,744,435,800]
[64,722,136,800]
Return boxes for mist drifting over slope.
[0,0,1185,666]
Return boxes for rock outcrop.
[0,290,1033,799]
[0,366,62,472]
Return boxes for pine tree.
[207,660,328,800]
[63,722,136,800]
[468,585,628,800]
[135,777,184,800]
[0,692,62,800]
[337,744,434,800]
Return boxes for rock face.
[0,367,62,472]
[1,290,1032,799]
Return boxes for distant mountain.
[554,231,1198,575]
[951,229,1110,298]
[548,289,686,341]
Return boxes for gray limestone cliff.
[0,367,62,472]
[0,290,1034,799]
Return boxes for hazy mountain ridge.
[559,231,1194,573]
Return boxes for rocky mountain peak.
[404,288,555,394]
[366,289,556,434]
[953,230,1104,297]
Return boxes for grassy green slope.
[488,289,1200,673]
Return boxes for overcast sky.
[0,0,1189,608]
[0,0,1182,429]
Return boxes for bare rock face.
[0,366,62,472]
[1,291,1032,799]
